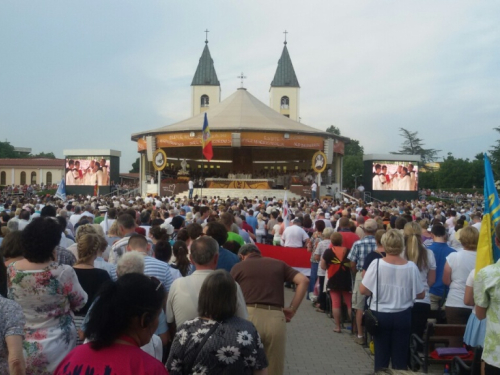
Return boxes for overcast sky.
[1,1,499,172]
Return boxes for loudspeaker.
[323,139,334,164]
[146,136,156,161]
[231,133,241,147]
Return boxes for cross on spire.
[283,30,288,44]
[204,29,209,43]
[237,72,247,88]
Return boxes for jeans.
[308,262,319,300]
[189,189,193,199]
[373,308,412,371]
[312,191,317,200]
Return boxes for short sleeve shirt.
[347,235,377,271]
[0,297,25,375]
[474,260,500,368]
[167,317,268,375]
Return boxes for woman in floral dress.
[167,270,268,374]
[7,217,87,375]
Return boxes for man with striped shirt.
[126,234,174,293]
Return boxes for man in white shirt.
[311,182,318,200]
[166,236,248,336]
[470,212,482,231]
[281,218,309,248]
[188,179,194,200]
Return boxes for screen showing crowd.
[65,158,110,186]
[372,161,418,191]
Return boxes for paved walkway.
[284,289,374,375]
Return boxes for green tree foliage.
[419,153,484,190]
[489,127,500,177]
[392,128,440,164]
[130,157,140,173]
[325,126,364,188]
[32,152,55,158]
[0,141,17,158]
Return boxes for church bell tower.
[191,31,221,116]
[269,34,300,121]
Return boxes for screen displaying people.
[372,161,418,191]
[65,158,110,186]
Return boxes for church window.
[46,172,52,185]
[31,171,37,185]
[20,171,26,185]
[281,96,289,109]
[201,95,209,107]
[0,171,5,185]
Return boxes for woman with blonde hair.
[419,219,432,247]
[360,229,425,372]
[73,233,112,342]
[403,222,436,340]
[255,214,266,243]
[443,225,478,324]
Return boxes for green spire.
[191,44,220,86]
[271,44,300,88]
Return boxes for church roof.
[191,44,220,86]
[270,44,300,88]
[132,89,342,140]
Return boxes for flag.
[202,112,213,161]
[54,178,66,201]
[102,211,109,235]
[283,191,289,229]
[475,153,500,274]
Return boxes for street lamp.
[352,174,362,189]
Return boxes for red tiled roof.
[0,158,65,168]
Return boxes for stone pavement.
[283,289,374,375]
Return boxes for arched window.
[201,95,209,107]
[46,172,52,186]
[0,171,6,185]
[281,96,289,109]
[20,171,26,185]
[31,172,37,185]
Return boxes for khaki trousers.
[247,306,286,375]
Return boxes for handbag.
[182,321,220,372]
[363,259,379,336]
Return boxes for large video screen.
[65,157,111,186]
[372,161,418,191]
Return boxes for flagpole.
[201,159,204,200]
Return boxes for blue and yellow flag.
[475,153,500,274]
[202,113,213,162]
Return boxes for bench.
[451,346,482,375]
[409,322,468,373]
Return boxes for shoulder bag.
[363,259,379,336]
[182,321,220,372]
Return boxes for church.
[131,36,349,197]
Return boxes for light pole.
[352,174,362,189]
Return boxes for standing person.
[321,232,352,332]
[443,226,478,324]
[311,181,317,201]
[314,227,334,313]
[231,244,309,375]
[306,220,325,300]
[360,229,425,372]
[428,225,456,310]
[205,221,240,272]
[403,222,436,340]
[167,270,268,375]
[474,223,500,375]
[281,218,309,248]
[54,273,168,375]
[188,178,194,200]
[166,237,247,335]
[7,217,88,374]
[348,218,378,344]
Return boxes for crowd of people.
[0,190,499,374]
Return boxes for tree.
[0,141,17,158]
[489,127,500,177]
[130,157,140,173]
[326,125,341,136]
[392,128,440,164]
